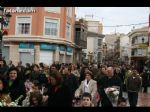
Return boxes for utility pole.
[147,8,150,58]
[147,7,150,67]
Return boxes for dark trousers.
[128,91,138,107]
[143,86,148,93]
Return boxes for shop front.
[40,43,56,66]
[66,47,73,64]
[59,45,66,63]
[19,43,35,66]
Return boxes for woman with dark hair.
[24,63,32,81]
[71,64,80,78]
[0,59,9,79]
[29,64,48,86]
[6,67,26,105]
[75,70,98,106]
[47,71,72,107]
[29,64,40,81]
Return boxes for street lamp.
[0,6,11,59]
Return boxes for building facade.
[74,18,87,62]
[128,26,149,73]
[120,35,131,65]
[3,7,75,66]
[86,32,104,63]
[81,15,104,63]
[103,33,129,64]
[104,33,119,63]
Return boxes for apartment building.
[3,7,75,66]
[128,26,149,73]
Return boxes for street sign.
[19,49,34,53]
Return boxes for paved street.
[123,87,150,107]
[138,90,150,107]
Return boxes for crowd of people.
[0,59,149,107]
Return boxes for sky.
[76,7,149,35]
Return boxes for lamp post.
[0,6,11,59]
[142,37,144,43]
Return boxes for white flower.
[105,87,116,94]
[113,90,119,96]
[110,88,115,91]
[3,102,6,106]
[9,102,17,107]
[0,102,3,107]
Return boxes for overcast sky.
[76,7,149,35]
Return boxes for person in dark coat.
[62,66,79,101]
[91,64,99,79]
[29,64,48,86]
[141,69,150,93]
[79,62,89,84]
[0,59,9,79]
[96,65,107,82]
[6,67,26,105]
[24,63,32,81]
[98,67,122,107]
[126,70,142,107]
[47,71,72,107]
[8,60,15,69]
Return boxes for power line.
[87,22,148,27]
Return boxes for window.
[66,23,71,41]
[138,49,142,55]
[16,17,31,34]
[45,18,59,37]
[67,7,72,17]
[18,23,30,34]
[132,39,135,44]
[131,51,134,56]
[45,7,60,13]
[98,39,102,46]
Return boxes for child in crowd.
[29,91,43,107]
[81,92,94,107]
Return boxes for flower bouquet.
[24,80,34,93]
[104,86,120,107]
[0,94,24,107]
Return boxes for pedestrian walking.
[126,69,142,107]
[98,67,122,107]
[141,68,150,93]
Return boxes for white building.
[120,35,131,64]
[86,32,104,63]
[82,15,104,63]
[128,26,148,72]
